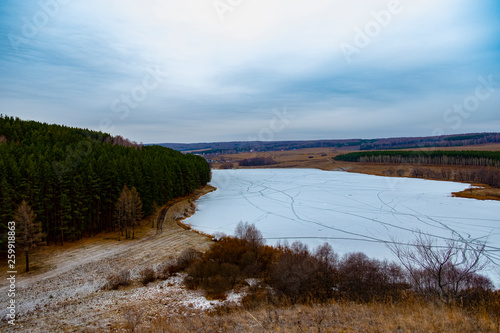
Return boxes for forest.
[0,116,211,248]
[334,150,500,187]
[334,150,500,167]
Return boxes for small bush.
[267,242,337,303]
[122,306,143,332]
[337,252,407,302]
[242,285,273,309]
[183,233,278,298]
[239,157,277,166]
[157,260,175,280]
[177,248,202,269]
[140,267,157,285]
[219,162,234,169]
[103,269,131,290]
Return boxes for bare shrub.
[242,285,273,309]
[185,260,239,297]
[177,248,202,269]
[139,267,156,285]
[166,248,203,276]
[157,260,175,280]
[389,231,492,303]
[103,269,131,290]
[337,252,407,302]
[382,167,395,176]
[239,157,277,166]
[235,221,264,248]
[268,242,338,302]
[122,306,143,332]
[183,226,277,298]
[219,162,234,169]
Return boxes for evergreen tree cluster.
[0,116,211,247]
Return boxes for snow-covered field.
[186,169,500,285]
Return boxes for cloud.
[0,0,499,143]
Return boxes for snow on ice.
[186,169,500,286]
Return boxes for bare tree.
[129,186,143,239]
[15,200,44,272]
[388,231,491,303]
[235,221,264,248]
[115,185,132,240]
[115,185,143,240]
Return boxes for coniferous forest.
[0,116,211,247]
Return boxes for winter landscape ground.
[186,169,500,286]
[1,170,499,332]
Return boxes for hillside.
[0,116,211,248]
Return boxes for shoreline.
[209,147,500,202]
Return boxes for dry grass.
[453,187,500,201]
[122,301,498,333]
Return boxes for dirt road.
[0,186,223,332]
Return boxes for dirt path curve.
[0,186,216,332]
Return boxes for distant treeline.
[0,116,211,246]
[409,167,500,188]
[334,151,500,167]
[239,157,278,167]
[335,150,500,187]
[160,132,500,154]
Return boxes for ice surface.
[186,169,500,286]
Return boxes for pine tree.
[15,200,44,272]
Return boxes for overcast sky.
[1,1,499,143]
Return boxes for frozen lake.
[185,169,500,285]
